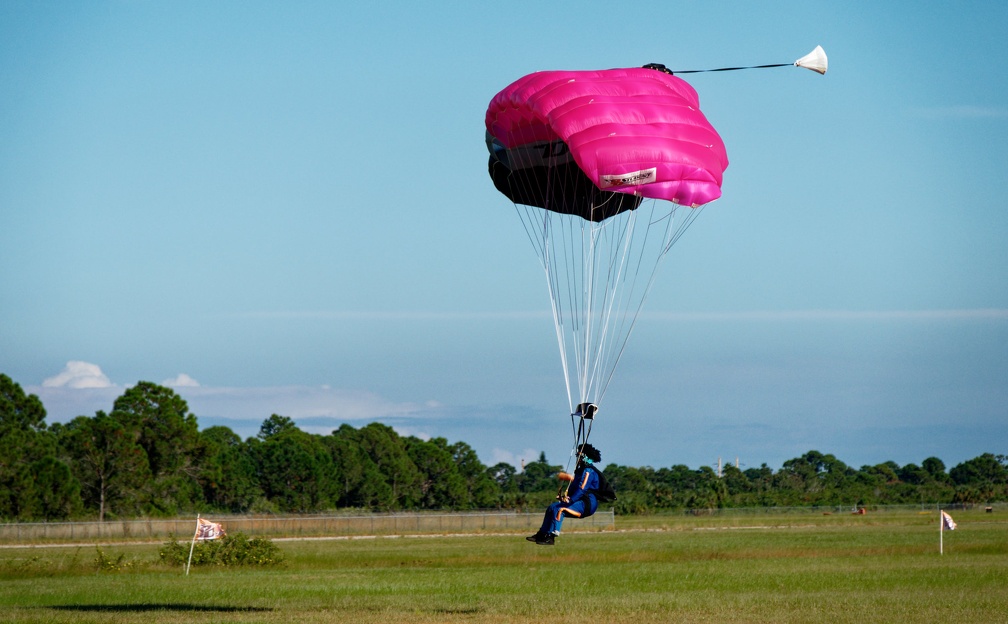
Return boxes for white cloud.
[490,447,547,470]
[31,362,442,435]
[234,309,549,321]
[913,105,1008,119]
[640,308,1008,322]
[174,385,433,424]
[385,424,432,441]
[30,363,545,467]
[42,361,115,389]
[32,362,120,421]
[163,373,200,387]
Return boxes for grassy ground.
[1,510,1005,623]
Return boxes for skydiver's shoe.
[526,532,544,542]
[535,533,555,546]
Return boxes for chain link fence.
[681,502,1006,516]
[4,503,1001,544]
[0,510,616,543]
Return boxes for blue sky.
[2,1,1006,473]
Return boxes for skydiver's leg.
[528,501,564,542]
[546,499,587,536]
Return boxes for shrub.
[94,546,135,572]
[612,492,654,515]
[159,532,284,567]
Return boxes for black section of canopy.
[488,153,641,223]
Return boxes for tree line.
[1,373,1005,521]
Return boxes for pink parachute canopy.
[485,67,728,215]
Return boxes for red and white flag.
[194,517,226,540]
[941,510,956,531]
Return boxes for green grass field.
[2,510,1005,623]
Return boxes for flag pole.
[186,514,200,575]
[939,508,944,555]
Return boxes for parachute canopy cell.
[485,67,729,221]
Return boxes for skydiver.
[526,443,611,545]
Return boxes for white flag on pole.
[186,515,226,575]
[194,517,226,540]
[941,510,957,531]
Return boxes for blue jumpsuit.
[538,464,600,536]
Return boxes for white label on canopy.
[600,167,657,188]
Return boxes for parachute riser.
[670,63,791,74]
[560,402,598,497]
[662,45,828,76]
[566,402,597,477]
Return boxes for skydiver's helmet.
[578,444,602,466]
